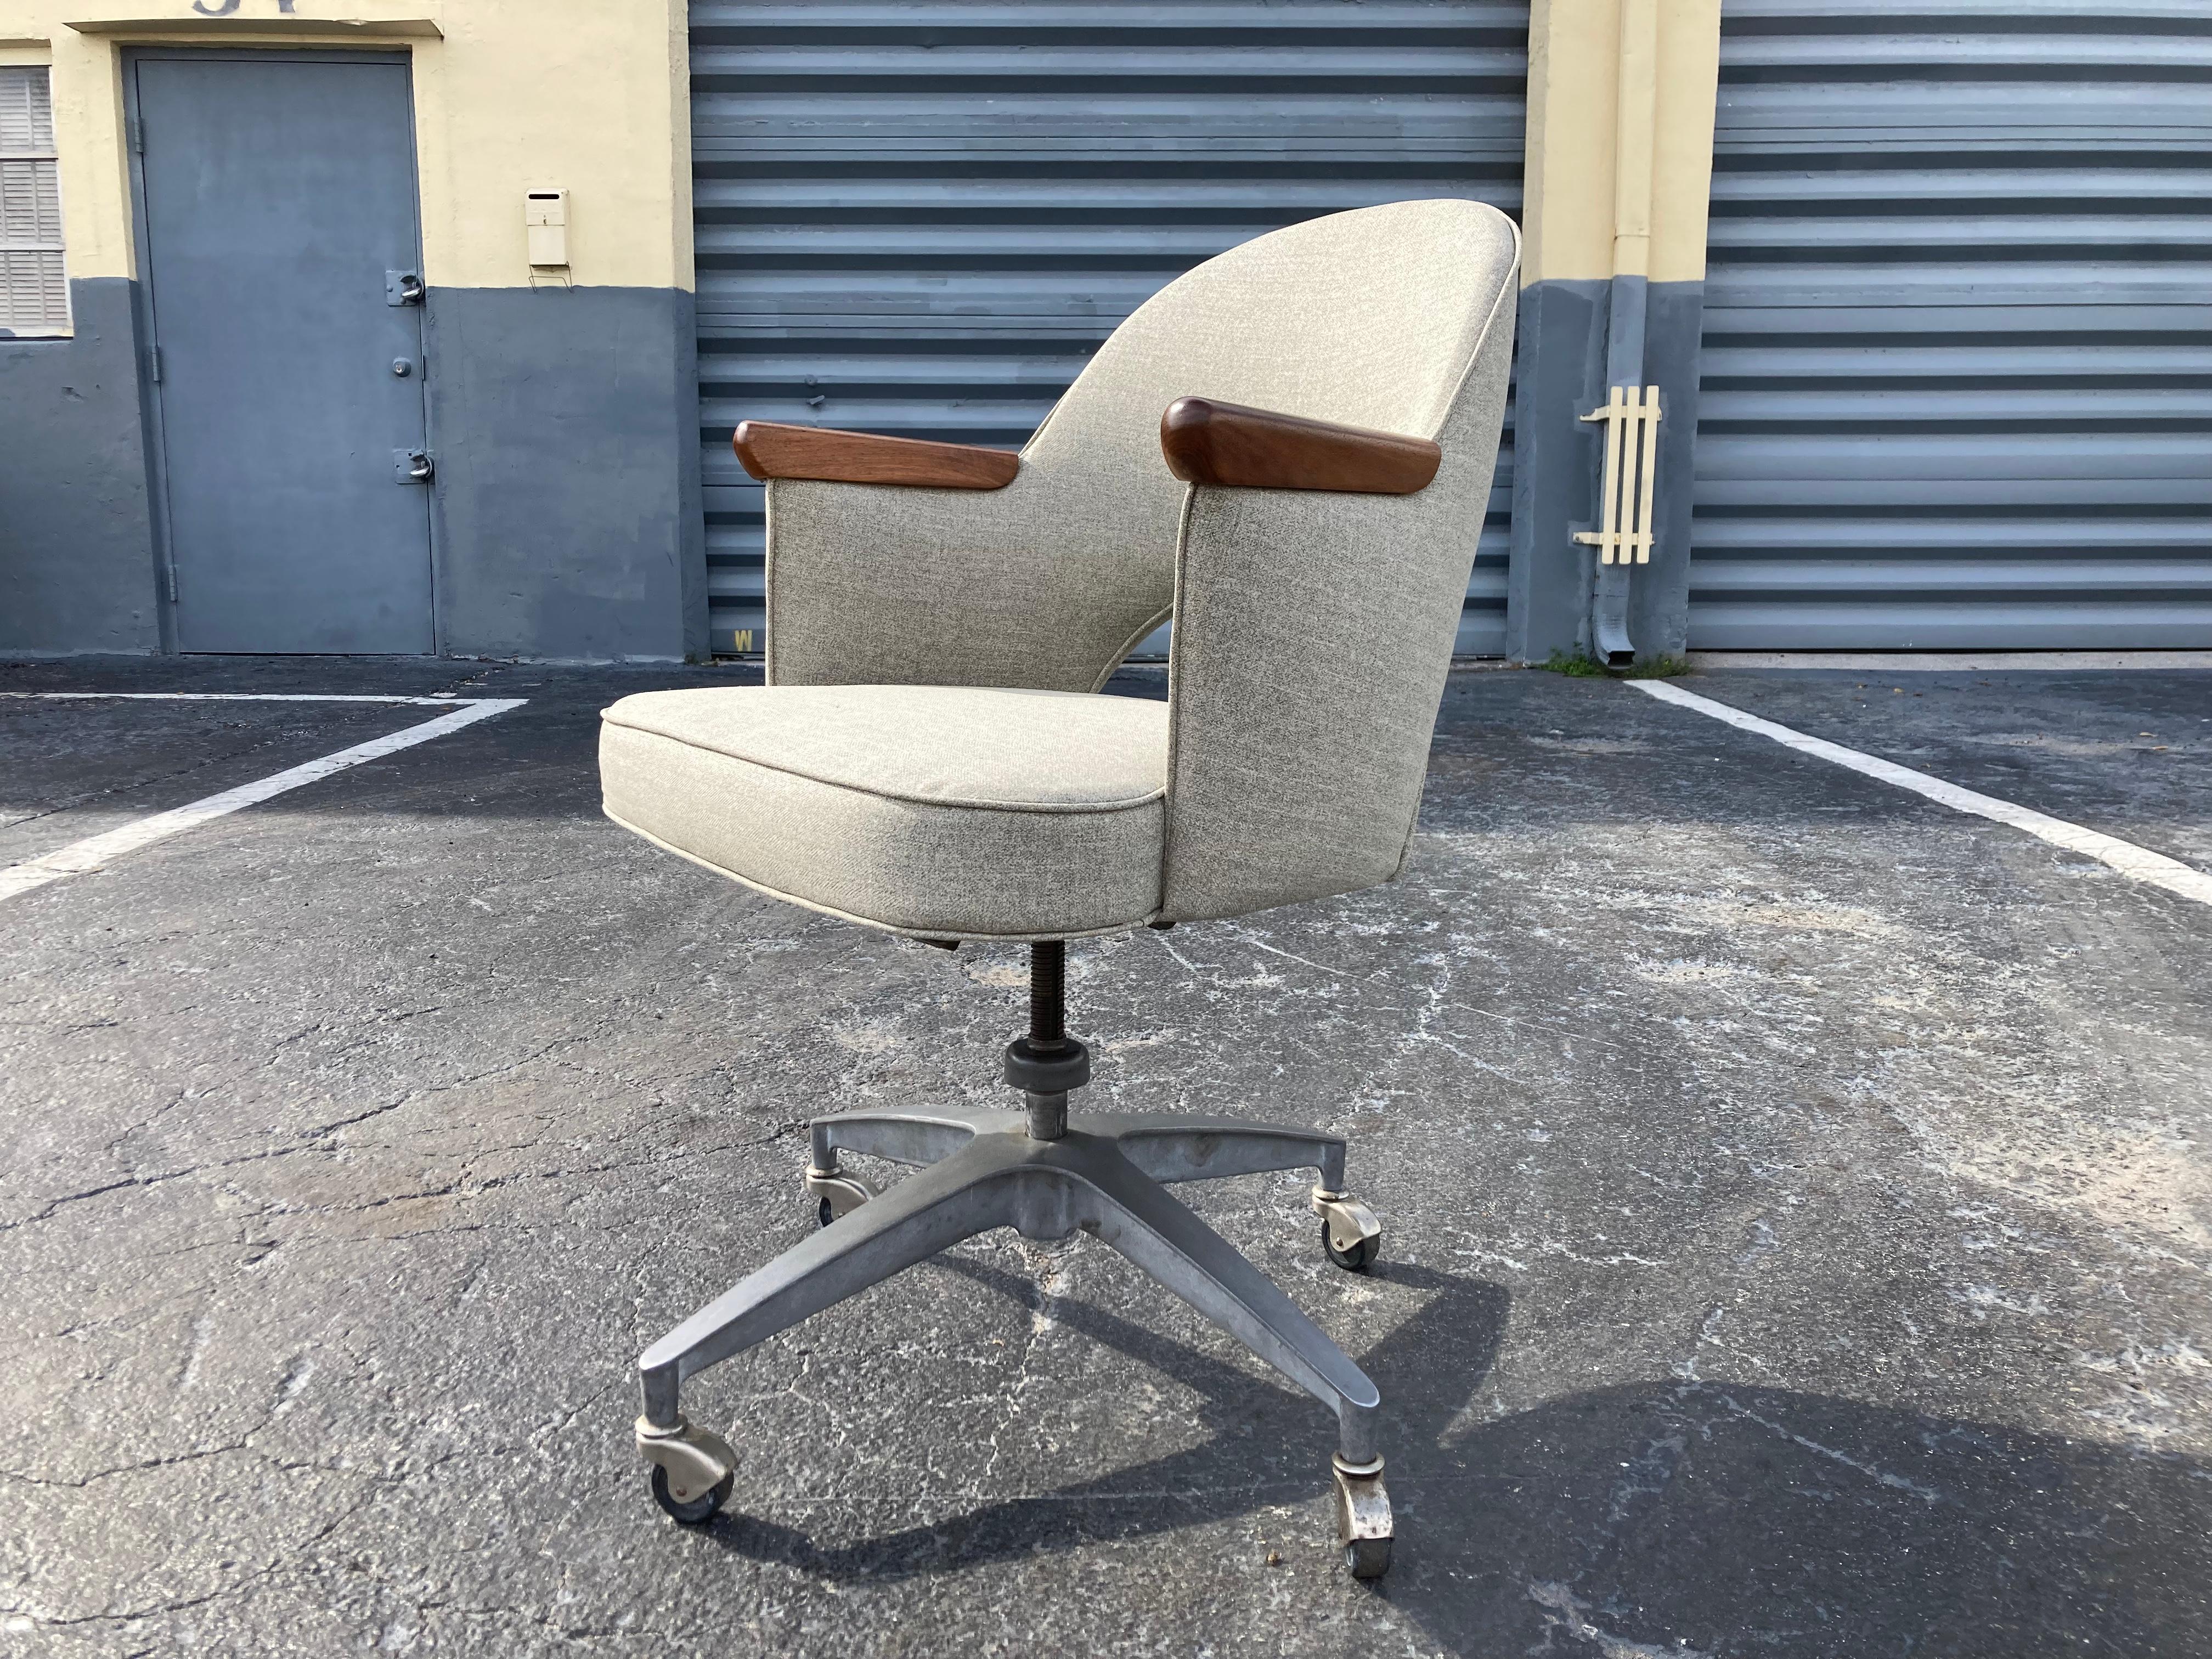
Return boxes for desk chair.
[602,199,1519,1577]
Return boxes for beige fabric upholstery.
[605,200,1520,939]
[1159,232,1519,921]
[600,686,1169,938]
[767,200,1513,696]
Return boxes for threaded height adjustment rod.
[1006,940,1087,1138]
[1030,940,1066,1050]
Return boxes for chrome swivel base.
[634,944,1393,1577]
[635,1103,1393,1573]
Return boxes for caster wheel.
[650,1462,732,1525]
[1332,1453,1392,1579]
[805,1165,874,1226]
[1344,1535,1393,1579]
[1322,1217,1381,1272]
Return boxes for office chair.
[602,199,1519,1577]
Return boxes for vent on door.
[689,2,1530,659]
[1691,3,2212,649]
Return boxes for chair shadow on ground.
[694,1256,2212,1657]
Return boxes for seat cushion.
[600,685,1170,939]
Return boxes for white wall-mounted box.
[525,189,567,268]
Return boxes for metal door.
[135,53,433,654]
[1689,2,2212,649]
[687,2,1530,658]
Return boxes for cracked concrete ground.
[2,654,2208,1657]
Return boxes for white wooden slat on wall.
[0,67,70,337]
[689,1,1530,658]
[1691,1,2212,648]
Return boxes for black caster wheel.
[1322,1218,1381,1272]
[1345,1535,1393,1579]
[806,1167,873,1227]
[650,1463,733,1525]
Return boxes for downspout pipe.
[1591,0,1657,667]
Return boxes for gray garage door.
[1691,2,2212,649]
[689,1,1529,659]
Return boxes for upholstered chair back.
[1028,196,1511,528]
[1134,201,1520,921]
[1013,197,1520,696]
[765,201,1518,706]
[764,198,1520,923]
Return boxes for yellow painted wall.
[5,0,690,297]
[1521,0,1723,286]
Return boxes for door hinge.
[164,565,178,604]
[127,114,143,155]
[148,345,162,383]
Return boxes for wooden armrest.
[732,421,1020,489]
[1159,398,1441,495]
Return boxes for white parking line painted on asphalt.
[1630,679,2212,910]
[5,692,476,704]
[1684,650,2212,672]
[0,698,526,905]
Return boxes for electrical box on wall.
[525,189,569,275]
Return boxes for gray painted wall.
[1632,281,1705,659]
[0,278,160,655]
[0,280,707,663]
[1505,278,1605,662]
[1505,276,1705,664]
[426,285,707,663]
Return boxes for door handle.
[393,449,434,484]
[386,269,425,307]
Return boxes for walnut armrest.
[1159,398,1441,495]
[732,421,1020,489]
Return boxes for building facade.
[3,0,703,662]
[2,2,2205,664]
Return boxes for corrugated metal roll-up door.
[689,2,1529,659]
[1691,3,2212,649]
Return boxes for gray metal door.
[689,1,1529,658]
[1689,2,2212,650]
[136,54,433,654]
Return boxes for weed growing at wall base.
[1541,650,1690,680]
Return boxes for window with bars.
[1,65,69,336]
